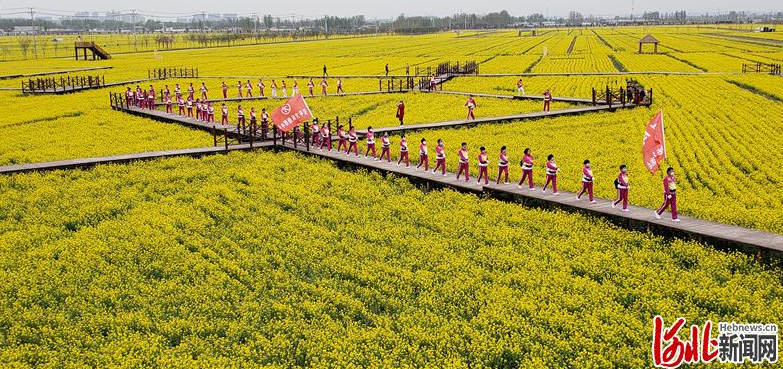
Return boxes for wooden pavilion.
[638,34,659,54]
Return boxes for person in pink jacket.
[476,146,489,185]
[336,125,347,153]
[346,126,359,156]
[497,146,509,184]
[655,167,679,221]
[397,134,410,168]
[416,138,429,171]
[379,132,391,162]
[576,159,596,202]
[518,148,535,190]
[432,139,446,176]
[364,127,377,159]
[456,142,470,182]
[612,164,630,212]
[542,154,559,195]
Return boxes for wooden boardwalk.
[0,66,113,80]
[279,143,783,256]
[0,143,269,175]
[205,90,408,103]
[431,90,596,104]
[114,105,263,140]
[24,78,159,95]
[356,104,633,137]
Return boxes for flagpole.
[659,109,667,159]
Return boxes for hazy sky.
[3,0,780,19]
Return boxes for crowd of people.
[306,131,679,221]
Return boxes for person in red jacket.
[177,96,185,116]
[543,89,552,112]
[416,138,429,171]
[542,154,559,195]
[364,127,377,159]
[497,146,509,184]
[456,142,470,182]
[432,139,446,176]
[476,146,489,185]
[379,132,391,162]
[164,94,173,113]
[612,164,630,212]
[518,148,535,190]
[576,159,596,202]
[347,126,359,156]
[396,101,405,125]
[465,95,477,120]
[655,167,679,221]
[397,134,410,168]
[336,125,347,153]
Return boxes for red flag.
[271,94,313,133]
[642,110,667,174]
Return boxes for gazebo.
[638,34,659,54]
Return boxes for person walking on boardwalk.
[177,96,185,116]
[518,148,535,190]
[186,97,193,117]
[320,122,331,151]
[260,108,269,138]
[516,79,525,96]
[258,79,266,97]
[245,80,253,97]
[429,75,437,91]
[164,85,171,99]
[311,120,321,148]
[347,126,359,156]
[207,103,215,122]
[405,63,410,76]
[174,83,182,100]
[613,164,630,212]
[165,93,173,113]
[477,146,489,185]
[655,167,679,222]
[379,132,391,162]
[456,142,470,182]
[236,81,243,98]
[194,99,201,120]
[281,80,288,98]
[271,80,278,98]
[321,78,328,96]
[497,146,509,184]
[396,100,405,125]
[221,104,228,124]
[200,82,208,100]
[336,125,347,153]
[542,154,559,195]
[432,139,447,176]
[543,89,552,112]
[249,107,257,129]
[364,127,377,159]
[465,95,477,120]
[124,87,133,107]
[416,138,429,171]
[307,78,315,96]
[292,78,299,96]
[148,85,156,110]
[385,63,390,76]
[336,78,344,94]
[237,105,245,125]
[323,64,328,77]
[397,134,410,168]
[221,81,228,99]
[187,83,195,100]
[576,159,596,203]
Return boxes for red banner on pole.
[271,94,313,133]
[643,110,667,174]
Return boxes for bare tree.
[18,38,32,59]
